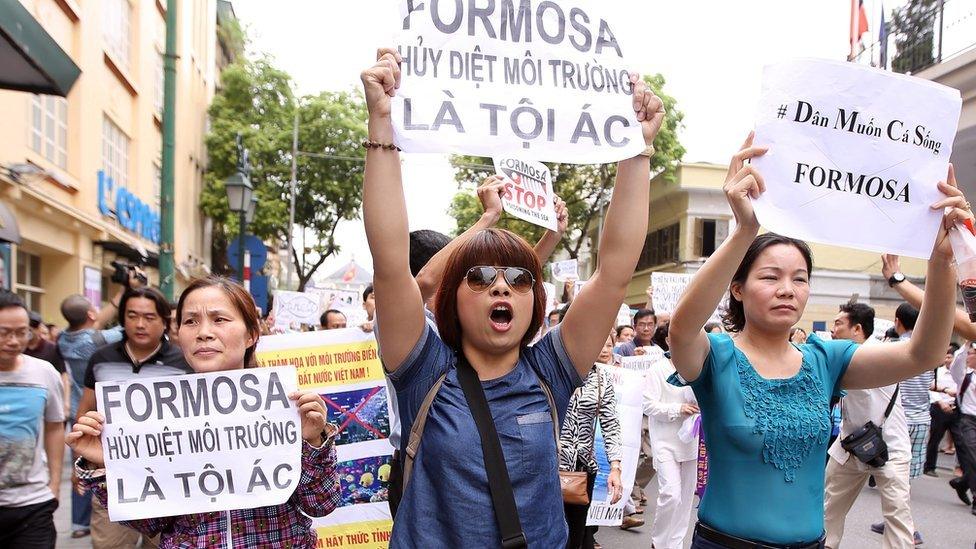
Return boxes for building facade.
[0,0,230,323]
[589,162,937,333]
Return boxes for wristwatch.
[887,272,906,287]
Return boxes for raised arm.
[560,75,664,378]
[841,167,969,389]
[532,196,568,264]
[668,134,767,382]
[882,253,976,341]
[415,177,504,302]
[361,49,425,371]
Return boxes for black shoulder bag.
[455,353,528,549]
[840,385,899,467]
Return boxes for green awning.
[0,0,80,96]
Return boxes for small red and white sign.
[493,157,558,231]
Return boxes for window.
[14,250,43,312]
[103,0,132,70]
[30,95,68,169]
[695,218,730,257]
[636,223,680,271]
[102,116,130,188]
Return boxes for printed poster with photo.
[256,329,393,549]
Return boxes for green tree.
[448,74,685,260]
[202,57,368,290]
[890,0,938,74]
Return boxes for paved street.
[599,454,975,549]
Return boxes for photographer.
[57,264,145,541]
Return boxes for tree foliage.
[202,57,367,290]
[890,0,938,74]
[448,74,685,259]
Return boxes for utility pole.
[286,111,298,290]
[158,0,178,300]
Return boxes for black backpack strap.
[455,353,527,549]
[881,384,900,425]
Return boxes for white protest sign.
[552,259,579,282]
[392,0,645,163]
[493,157,557,231]
[96,367,301,521]
[273,290,322,327]
[872,318,896,342]
[615,303,633,327]
[651,272,725,324]
[587,364,642,526]
[574,279,587,298]
[619,350,667,373]
[752,58,961,259]
[543,282,557,314]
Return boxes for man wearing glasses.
[0,291,64,548]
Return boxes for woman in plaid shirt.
[66,277,341,548]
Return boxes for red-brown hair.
[176,276,262,367]
[434,229,546,350]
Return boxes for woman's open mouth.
[489,302,513,332]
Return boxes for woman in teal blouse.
[668,133,971,548]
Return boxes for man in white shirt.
[947,343,976,515]
[924,346,958,476]
[824,301,915,549]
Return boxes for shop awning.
[94,240,160,269]
[0,201,20,244]
[0,0,81,96]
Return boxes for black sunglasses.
[465,266,535,294]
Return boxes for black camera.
[110,260,147,287]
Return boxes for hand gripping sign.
[391,0,645,163]
[96,367,302,521]
[494,157,558,231]
[751,58,961,258]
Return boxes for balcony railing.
[853,0,976,74]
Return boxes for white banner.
[615,303,633,327]
[273,290,323,328]
[752,58,961,259]
[552,259,579,282]
[256,329,394,546]
[586,364,642,526]
[651,272,725,324]
[391,0,645,163]
[872,318,895,342]
[494,157,557,231]
[619,350,667,373]
[96,367,302,521]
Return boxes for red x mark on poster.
[322,386,386,439]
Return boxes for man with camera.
[823,301,915,549]
[57,263,145,540]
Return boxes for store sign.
[97,170,160,244]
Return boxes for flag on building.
[879,3,889,68]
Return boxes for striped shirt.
[898,331,933,424]
[558,365,622,474]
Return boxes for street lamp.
[226,134,253,282]
[245,194,258,225]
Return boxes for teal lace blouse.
[670,332,857,545]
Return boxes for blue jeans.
[71,487,91,530]
[690,532,730,549]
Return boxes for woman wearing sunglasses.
[667,135,967,549]
[360,48,665,547]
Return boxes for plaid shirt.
[78,439,340,549]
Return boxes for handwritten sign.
[392,0,644,163]
[494,157,557,230]
[96,367,301,521]
[752,58,961,258]
[651,272,725,324]
[552,259,579,282]
[273,290,322,328]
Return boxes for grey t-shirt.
[0,355,65,507]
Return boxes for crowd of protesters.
[0,49,974,549]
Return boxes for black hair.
[409,230,451,277]
[884,327,899,340]
[615,324,634,338]
[557,305,569,323]
[119,287,173,334]
[652,322,670,352]
[948,342,961,354]
[838,300,875,339]
[320,309,346,327]
[28,311,43,328]
[722,233,813,333]
[895,302,919,331]
[0,291,27,314]
[363,284,374,301]
[633,308,656,324]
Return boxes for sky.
[232,0,898,282]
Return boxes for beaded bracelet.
[362,140,400,151]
